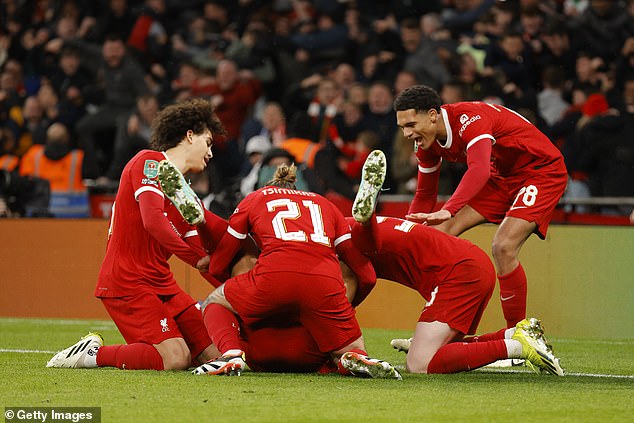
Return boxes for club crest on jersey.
[143,160,159,179]
[160,318,170,332]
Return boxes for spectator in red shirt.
[192,59,262,190]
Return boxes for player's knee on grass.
[156,338,192,370]
[331,335,365,360]
[405,352,432,374]
[406,322,457,373]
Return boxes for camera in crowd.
[0,170,51,217]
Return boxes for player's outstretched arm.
[441,138,491,216]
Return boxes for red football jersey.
[95,150,204,298]
[366,216,485,300]
[416,102,563,176]
[226,186,351,276]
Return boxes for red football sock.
[498,263,527,327]
[337,348,368,376]
[351,215,381,254]
[96,343,164,370]
[203,303,242,354]
[426,340,508,374]
[462,328,507,343]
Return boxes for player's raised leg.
[157,159,204,225]
[352,149,386,224]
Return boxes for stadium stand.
[1,0,633,221]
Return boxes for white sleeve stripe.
[183,230,198,238]
[134,186,164,200]
[227,226,247,240]
[418,158,442,173]
[334,233,351,246]
[505,106,531,123]
[466,134,494,150]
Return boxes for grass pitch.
[1,318,632,422]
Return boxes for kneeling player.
[47,99,227,371]
[191,164,401,379]
[349,150,564,375]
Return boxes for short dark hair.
[393,85,442,113]
[60,45,80,58]
[150,98,226,151]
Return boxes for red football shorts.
[468,158,567,239]
[419,246,496,335]
[224,270,362,353]
[101,289,211,358]
[241,319,330,372]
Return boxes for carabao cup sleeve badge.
[143,160,159,179]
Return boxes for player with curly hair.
[47,98,230,371]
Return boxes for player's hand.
[406,209,452,225]
[405,212,427,223]
[196,255,210,273]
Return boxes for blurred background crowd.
[1,0,634,218]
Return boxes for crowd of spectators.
[1,0,634,218]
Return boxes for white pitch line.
[554,339,634,346]
[480,368,634,379]
[0,317,115,326]
[565,372,634,379]
[1,351,633,379]
[394,365,634,379]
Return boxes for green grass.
[1,318,633,422]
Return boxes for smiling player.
[393,85,567,328]
[47,98,228,371]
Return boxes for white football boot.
[352,150,386,224]
[46,333,103,368]
[340,351,402,380]
[390,337,412,353]
[157,160,204,225]
[192,350,246,376]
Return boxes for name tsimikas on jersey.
[458,114,481,137]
